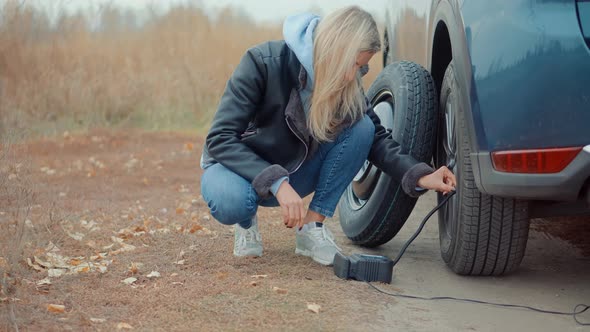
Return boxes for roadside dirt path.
[1,130,588,331]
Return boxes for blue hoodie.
[268,13,321,196]
[282,13,320,120]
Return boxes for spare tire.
[338,61,437,247]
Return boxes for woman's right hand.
[275,181,306,229]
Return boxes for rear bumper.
[473,145,590,200]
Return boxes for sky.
[28,0,388,24]
[197,0,388,22]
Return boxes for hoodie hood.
[283,13,320,83]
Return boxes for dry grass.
[0,1,382,139]
[0,1,282,138]
[0,128,36,332]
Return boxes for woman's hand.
[275,181,306,229]
[417,166,457,195]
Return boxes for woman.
[200,6,456,266]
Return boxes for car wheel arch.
[429,2,488,194]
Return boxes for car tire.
[436,61,530,275]
[338,61,437,247]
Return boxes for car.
[338,0,590,276]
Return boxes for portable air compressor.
[333,252,394,283]
[334,191,457,284]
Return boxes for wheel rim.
[348,90,395,210]
[439,93,460,252]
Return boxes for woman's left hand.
[417,166,457,195]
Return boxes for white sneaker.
[234,215,262,257]
[295,223,341,266]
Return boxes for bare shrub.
[0,1,282,136]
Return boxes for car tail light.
[491,147,582,173]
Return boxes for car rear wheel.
[338,61,437,247]
[436,61,531,275]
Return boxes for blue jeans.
[200,114,375,228]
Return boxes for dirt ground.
[1,130,589,331]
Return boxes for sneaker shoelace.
[309,226,342,252]
[237,225,261,248]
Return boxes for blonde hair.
[309,6,380,142]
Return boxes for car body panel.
[384,0,590,200]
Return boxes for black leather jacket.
[203,40,433,199]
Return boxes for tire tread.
[438,62,530,276]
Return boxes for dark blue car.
[338,0,590,275]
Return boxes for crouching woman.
[200,6,456,266]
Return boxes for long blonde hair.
[309,6,380,142]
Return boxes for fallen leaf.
[36,278,52,286]
[117,322,133,329]
[77,266,90,273]
[69,258,82,266]
[196,227,213,236]
[48,269,65,278]
[175,260,185,265]
[146,271,161,278]
[45,253,71,269]
[111,243,137,255]
[122,277,137,285]
[216,272,228,280]
[111,236,124,244]
[307,303,321,314]
[176,208,185,215]
[67,232,85,241]
[272,287,288,295]
[47,304,65,314]
[156,228,170,234]
[80,220,97,229]
[26,258,44,272]
[251,275,268,279]
[128,262,143,274]
[34,256,52,268]
[103,243,115,250]
[170,273,179,277]
[189,224,203,233]
[45,242,60,252]
[184,142,193,151]
[90,317,106,323]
